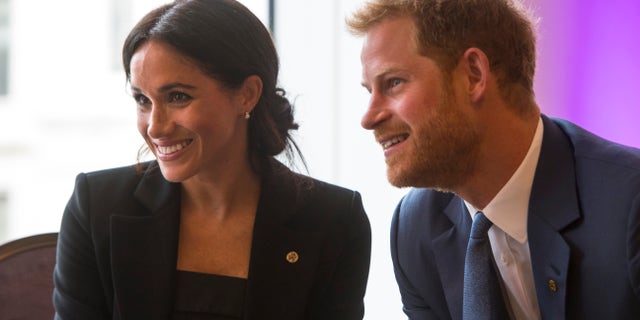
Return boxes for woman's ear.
[461,47,489,103]
[238,75,263,113]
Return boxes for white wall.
[275,1,406,318]
[1,0,135,240]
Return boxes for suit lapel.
[433,116,581,319]
[433,196,472,320]
[110,166,181,320]
[108,161,326,319]
[527,116,581,319]
[244,163,324,319]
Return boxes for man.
[347,0,640,319]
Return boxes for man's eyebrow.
[361,68,401,89]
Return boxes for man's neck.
[456,110,541,209]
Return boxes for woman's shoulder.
[77,161,161,187]
[81,161,151,179]
[302,175,358,204]
[71,161,165,203]
[267,160,358,204]
[265,161,365,227]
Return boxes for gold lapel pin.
[286,251,299,264]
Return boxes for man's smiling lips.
[377,134,408,150]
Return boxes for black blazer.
[391,116,640,319]
[53,160,371,320]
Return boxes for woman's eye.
[169,92,191,103]
[133,94,150,106]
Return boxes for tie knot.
[470,212,492,239]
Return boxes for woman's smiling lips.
[154,139,193,159]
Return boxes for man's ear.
[461,47,489,103]
[238,75,263,113]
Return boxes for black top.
[173,270,247,320]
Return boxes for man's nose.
[361,94,389,130]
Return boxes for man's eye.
[390,78,402,87]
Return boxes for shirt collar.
[465,117,543,243]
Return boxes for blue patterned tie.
[462,212,507,320]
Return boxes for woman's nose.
[146,106,173,138]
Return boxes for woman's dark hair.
[123,0,303,173]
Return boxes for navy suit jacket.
[391,116,640,319]
[53,160,371,320]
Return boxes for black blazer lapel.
[110,167,181,320]
[244,164,324,319]
[527,115,581,319]
[432,196,472,320]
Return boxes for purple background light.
[529,0,640,147]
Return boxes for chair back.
[0,232,58,320]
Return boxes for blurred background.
[0,0,638,318]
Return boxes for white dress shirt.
[464,118,543,320]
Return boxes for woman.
[52,0,371,319]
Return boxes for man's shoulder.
[391,189,463,260]
[549,117,640,203]
[395,188,458,223]
[551,117,640,171]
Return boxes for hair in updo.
[123,0,303,173]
